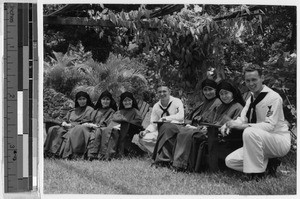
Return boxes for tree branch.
[213,5,265,21]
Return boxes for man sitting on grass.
[132,83,184,155]
[221,64,291,181]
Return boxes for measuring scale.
[3,2,38,193]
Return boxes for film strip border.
[4,3,38,193]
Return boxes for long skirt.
[172,126,206,169]
[44,125,68,157]
[190,127,243,172]
[87,122,144,160]
[152,123,181,163]
[60,125,91,159]
[87,126,119,160]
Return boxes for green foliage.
[43,4,66,15]
[44,4,296,96]
[44,23,113,63]
[43,88,74,120]
[72,53,153,104]
[44,41,153,105]
[44,4,297,137]
[104,5,297,122]
[44,42,94,97]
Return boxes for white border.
[41,1,300,199]
[0,0,299,199]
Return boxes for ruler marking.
[4,2,37,192]
[31,2,38,189]
[4,2,18,193]
[23,4,30,191]
[18,3,23,93]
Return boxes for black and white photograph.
[42,1,297,195]
[0,0,298,198]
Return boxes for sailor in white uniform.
[132,84,184,154]
[220,64,291,178]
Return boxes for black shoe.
[266,158,281,177]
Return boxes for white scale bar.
[32,137,37,187]
[17,92,23,135]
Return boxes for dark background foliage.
[43,4,296,126]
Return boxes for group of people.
[44,64,291,181]
[44,90,145,160]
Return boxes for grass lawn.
[44,156,296,195]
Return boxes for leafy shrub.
[44,42,95,97]
[71,53,153,104]
[43,88,74,120]
[44,41,154,106]
[44,64,87,97]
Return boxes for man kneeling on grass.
[220,64,291,181]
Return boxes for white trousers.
[225,127,291,173]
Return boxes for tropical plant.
[44,41,152,105]
[44,4,296,133]
[71,52,152,104]
[44,42,94,97]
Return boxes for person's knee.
[160,123,174,131]
[225,154,233,168]
[243,127,260,142]
[176,131,188,139]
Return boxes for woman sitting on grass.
[60,90,118,159]
[44,91,94,158]
[189,80,245,172]
[90,91,145,160]
[152,79,221,167]
[165,79,222,169]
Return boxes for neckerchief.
[246,92,268,123]
[159,101,173,117]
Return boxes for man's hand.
[219,123,230,137]
[160,117,167,122]
[139,130,150,138]
[219,120,249,137]
[226,120,248,130]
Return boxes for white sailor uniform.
[225,85,291,173]
[132,95,184,154]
